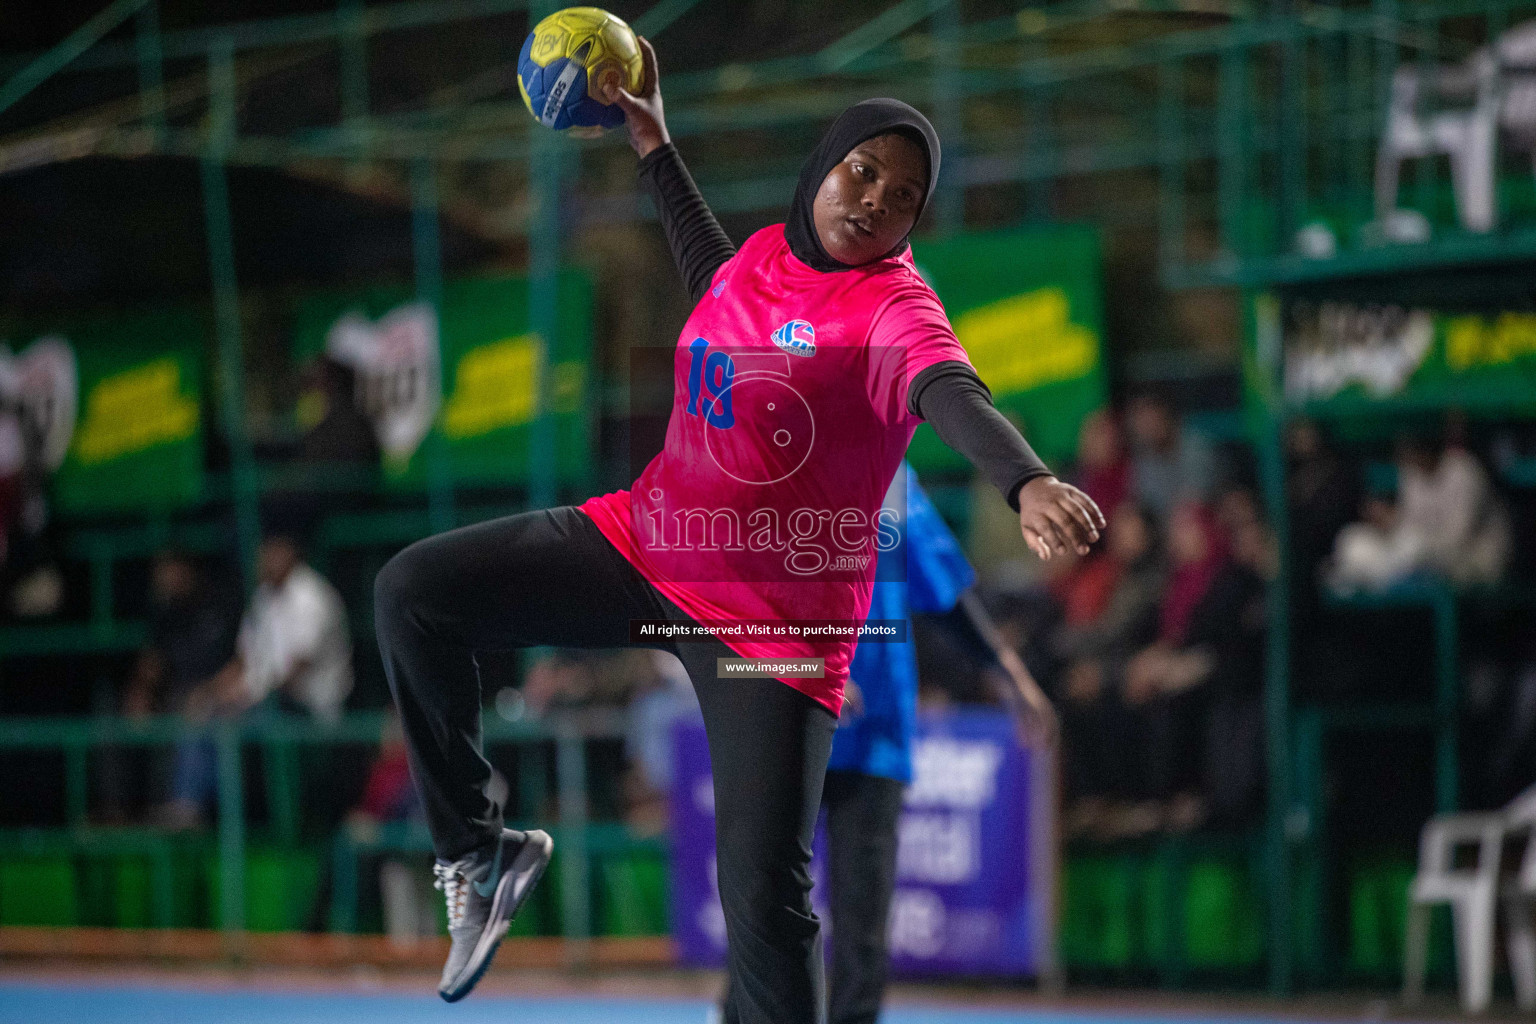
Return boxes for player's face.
[812,133,927,266]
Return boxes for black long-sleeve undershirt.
[638,142,1053,510]
[639,143,737,304]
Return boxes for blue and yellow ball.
[517,7,643,131]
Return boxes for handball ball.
[518,7,643,131]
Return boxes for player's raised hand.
[1017,476,1105,560]
[605,36,668,158]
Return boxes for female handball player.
[373,35,1103,1018]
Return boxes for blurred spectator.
[1218,486,1279,581]
[157,532,352,828]
[1050,545,1119,633]
[1398,431,1510,582]
[1055,504,1166,672]
[123,550,240,720]
[230,533,352,721]
[348,715,420,826]
[98,550,238,821]
[1286,419,1360,607]
[1126,393,1216,516]
[1207,489,1274,825]
[297,355,379,467]
[1119,501,1267,833]
[986,544,1085,695]
[1056,503,1166,836]
[1072,409,1132,516]
[1328,431,1511,592]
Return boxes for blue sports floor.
[0,984,1451,1024]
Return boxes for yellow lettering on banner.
[1445,317,1481,372]
[1445,313,1536,371]
[954,287,1097,396]
[441,335,541,439]
[73,358,198,466]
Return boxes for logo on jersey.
[771,320,816,357]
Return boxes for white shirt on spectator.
[1400,446,1511,586]
[1330,446,1511,591]
[239,562,352,721]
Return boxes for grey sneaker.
[432,827,553,1002]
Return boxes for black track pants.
[720,769,907,1024]
[823,770,905,1024]
[373,505,837,1024]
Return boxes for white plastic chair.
[1376,51,1499,232]
[1403,785,1536,1013]
[1501,788,1536,1011]
[1377,21,1536,234]
[1404,810,1505,1012]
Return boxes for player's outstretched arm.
[914,368,1105,561]
[605,37,735,303]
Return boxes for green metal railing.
[0,708,637,949]
[0,463,524,660]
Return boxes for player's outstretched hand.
[1017,476,1105,560]
[605,36,668,158]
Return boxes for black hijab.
[784,98,942,272]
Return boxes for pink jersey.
[581,224,972,714]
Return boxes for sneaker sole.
[438,829,554,1003]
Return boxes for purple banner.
[668,708,1054,977]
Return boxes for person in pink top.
[373,37,1104,1015]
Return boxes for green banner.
[292,272,593,488]
[30,310,207,514]
[908,225,1106,471]
[1244,293,1536,419]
